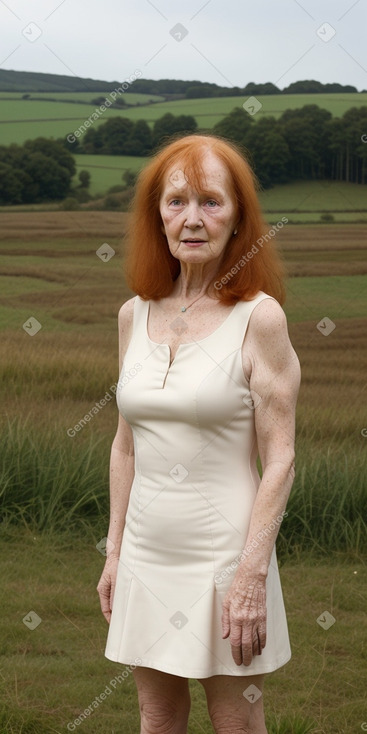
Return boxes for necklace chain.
[181,293,207,313]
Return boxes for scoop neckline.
[145,298,242,348]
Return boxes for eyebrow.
[163,186,225,199]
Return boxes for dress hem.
[104,651,292,679]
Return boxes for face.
[159,151,238,269]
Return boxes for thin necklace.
[180,293,207,312]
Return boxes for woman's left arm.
[222,298,301,666]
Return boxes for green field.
[73,153,150,195]
[0,531,365,734]
[0,212,366,732]
[1,92,366,145]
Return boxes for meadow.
[0,211,366,732]
[1,91,366,145]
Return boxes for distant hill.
[0,69,123,93]
[0,69,362,95]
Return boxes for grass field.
[73,153,150,195]
[0,531,365,734]
[0,212,366,733]
[1,92,366,145]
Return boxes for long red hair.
[124,134,285,305]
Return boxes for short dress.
[105,291,291,678]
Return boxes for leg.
[198,673,267,734]
[132,666,191,734]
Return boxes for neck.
[172,261,219,301]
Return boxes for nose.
[184,201,203,229]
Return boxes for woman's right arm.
[97,297,136,623]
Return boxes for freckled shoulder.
[242,297,290,379]
[118,296,137,366]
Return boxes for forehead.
[162,150,232,193]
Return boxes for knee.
[140,697,189,734]
[209,708,252,734]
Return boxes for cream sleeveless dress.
[105,291,291,678]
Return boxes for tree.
[78,170,90,188]
[152,113,197,148]
[122,169,138,187]
[245,117,290,187]
[23,151,71,199]
[24,137,76,176]
[213,107,254,149]
[124,120,153,155]
[100,117,135,154]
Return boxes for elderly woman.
[97,134,300,734]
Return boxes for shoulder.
[248,296,287,342]
[118,296,138,356]
[118,296,137,328]
[244,295,300,381]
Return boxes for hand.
[221,573,267,666]
[97,555,120,623]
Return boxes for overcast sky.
[0,0,366,90]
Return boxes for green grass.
[1,92,366,145]
[0,530,365,733]
[259,180,367,214]
[73,153,150,195]
[285,274,367,321]
[0,216,366,732]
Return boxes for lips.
[181,239,207,245]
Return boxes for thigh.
[198,673,267,734]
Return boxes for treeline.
[0,68,363,95]
[131,78,361,98]
[212,104,367,186]
[66,113,198,155]
[0,139,76,204]
[66,104,367,187]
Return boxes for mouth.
[181,238,207,246]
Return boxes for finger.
[230,623,244,666]
[252,629,261,658]
[97,585,112,621]
[221,604,230,639]
[241,628,254,666]
[258,621,267,650]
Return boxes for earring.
[233,228,238,236]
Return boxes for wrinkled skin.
[221,572,267,666]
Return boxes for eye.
[205,199,218,208]
[169,199,183,206]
